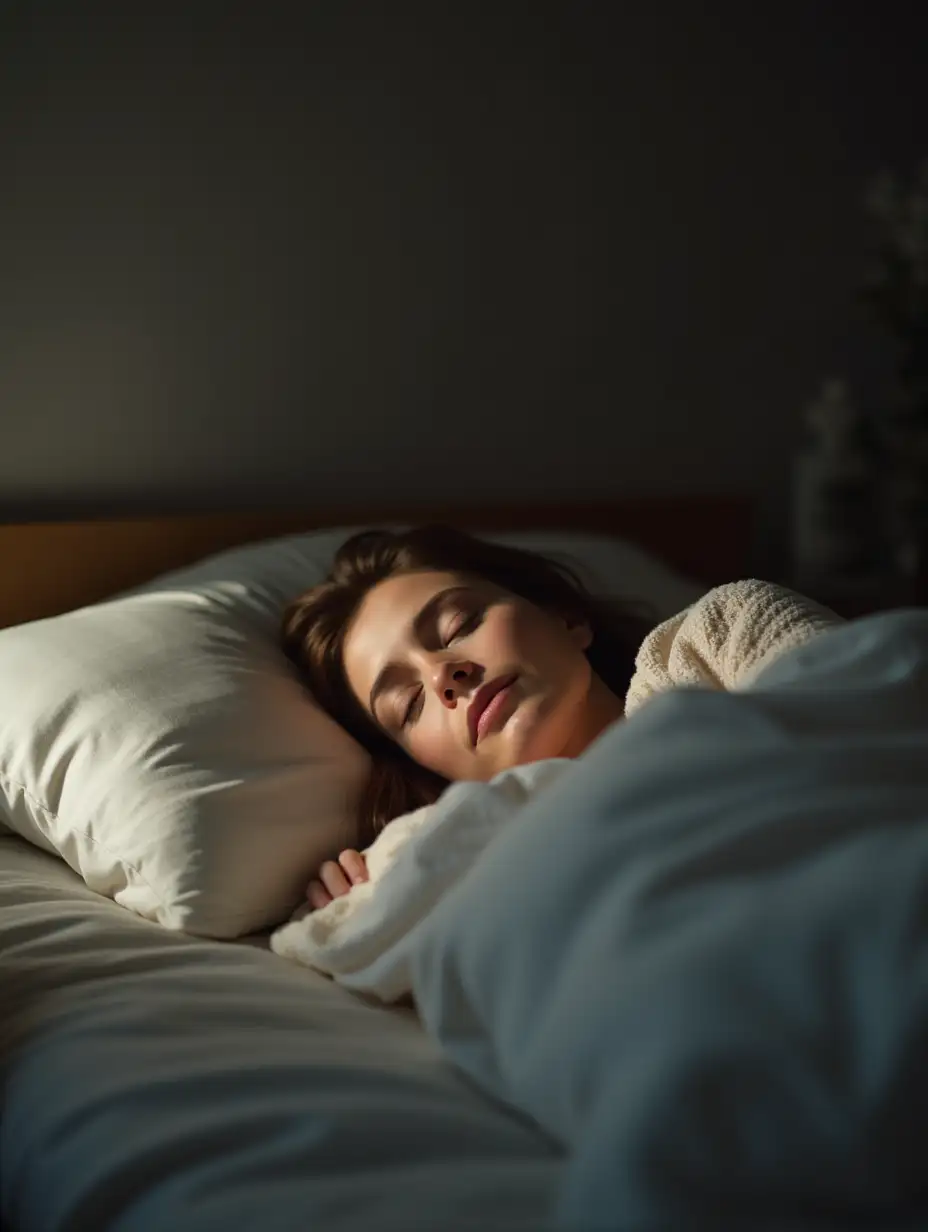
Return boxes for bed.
[0,496,751,1231]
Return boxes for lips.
[468,674,518,747]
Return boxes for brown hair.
[281,525,656,851]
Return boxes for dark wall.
[1,2,926,526]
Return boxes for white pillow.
[0,525,701,938]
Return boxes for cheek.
[409,708,462,777]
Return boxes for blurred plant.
[860,157,928,580]
[860,158,928,421]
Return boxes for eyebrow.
[368,585,473,724]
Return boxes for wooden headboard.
[0,495,753,631]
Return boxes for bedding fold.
[277,602,928,1226]
[411,608,928,1228]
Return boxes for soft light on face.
[341,569,602,783]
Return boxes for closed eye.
[401,687,424,728]
[444,608,481,645]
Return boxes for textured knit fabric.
[624,578,841,717]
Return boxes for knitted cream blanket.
[624,579,840,717]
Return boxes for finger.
[307,880,332,911]
[319,859,351,899]
[338,849,369,885]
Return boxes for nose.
[432,660,477,708]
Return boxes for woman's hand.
[306,849,369,911]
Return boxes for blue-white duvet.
[406,610,928,1229]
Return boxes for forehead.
[342,569,472,691]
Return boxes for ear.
[566,615,592,651]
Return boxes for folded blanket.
[270,579,841,991]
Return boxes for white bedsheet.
[0,835,558,1231]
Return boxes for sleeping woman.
[281,525,839,912]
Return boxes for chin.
[499,697,564,766]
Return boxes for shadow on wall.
[0,2,926,526]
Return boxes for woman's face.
[341,569,596,783]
